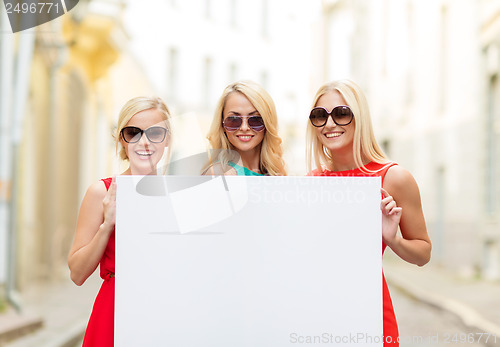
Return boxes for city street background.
[1,0,500,345]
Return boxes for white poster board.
[115,176,383,346]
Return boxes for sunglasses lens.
[333,106,353,126]
[122,127,142,143]
[248,116,265,131]
[223,116,243,131]
[309,108,328,127]
[145,127,167,143]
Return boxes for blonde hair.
[206,80,286,176]
[115,96,172,164]
[306,79,388,172]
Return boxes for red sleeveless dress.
[82,177,115,347]
[309,161,399,346]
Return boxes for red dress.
[82,177,115,347]
[309,161,399,346]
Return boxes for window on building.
[434,165,446,262]
[230,0,237,28]
[261,0,268,37]
[487,74,498,215]
[381,139,391,158]
[438,5,448,114]
[405,1,415,107]
[381,0,389,76]
[229,63,238,82]
[203,57,213,108]
[260,70,269,90]
[168,48,178,103]
[205,0,212,19]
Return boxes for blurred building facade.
[0,0,321,312]
[119,0,320,174]
[321,0,500,279]
[480,0,500,280]
[0,0,157,310]
[16,0,134,287]
[3,0,499,320]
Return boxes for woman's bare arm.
[383,166,431,266]
[68,179,116,285]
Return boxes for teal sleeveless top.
[228,161,263,176]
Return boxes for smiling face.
[314,90,355,157]
[120,108,169,175]
[222,92,265,156]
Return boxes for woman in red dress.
[68,96,172,347]
[306,80,432,346]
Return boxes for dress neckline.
[228,161,263,176]
[324,161,374,174]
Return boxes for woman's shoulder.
[384,164,418,190]
[85,179,109,199]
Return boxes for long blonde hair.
[206,80,286,176]
[115,96,172,165]
[306,79,388,172]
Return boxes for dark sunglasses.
[222,115,265,132]
[309,106,354,127]
[120,126,167,143]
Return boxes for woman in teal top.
[227,161,263,176]
[204,80,286,176]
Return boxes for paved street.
[5,258,500,347]
[392,287,494,347]
[3,274,100,347]
[66,288,498,347]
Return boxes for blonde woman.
[68,96,172,347]
[205,80,286,176]
[307,79,431,346]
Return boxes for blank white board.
[115,176,383,346]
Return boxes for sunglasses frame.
[309,106,354,127]
[120,126,168,144]
[222,115,266,132]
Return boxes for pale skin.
[205,92,265,176]
[382,167,431,266]
[68,108,169,286]
[315,91,431,267]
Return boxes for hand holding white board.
[115,176,383,346]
